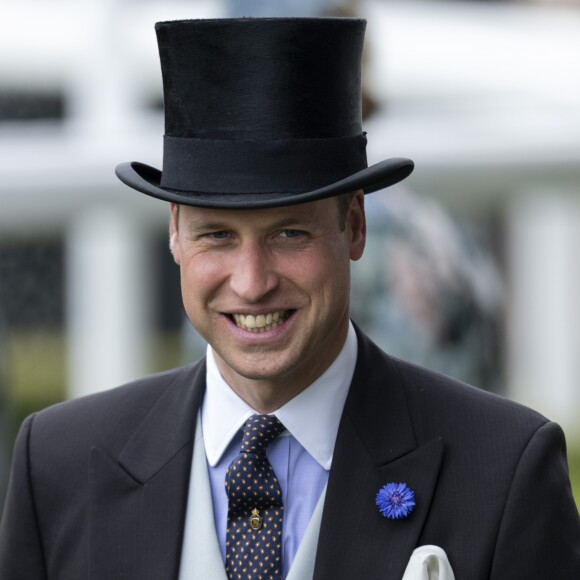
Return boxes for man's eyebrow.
[186,220,231,234]
[186,215,309,234]
[269,217,305,228]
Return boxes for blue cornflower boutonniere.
[376,482,416,520]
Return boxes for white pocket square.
[401,545,456,580]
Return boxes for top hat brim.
[115,157,414,210]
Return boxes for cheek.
[292,246,350,292]
[179,253,228,300]
[318,246,352,299]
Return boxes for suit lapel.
[88,362,206,580]
[314,330,444,580]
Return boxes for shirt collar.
[201,321,358,470]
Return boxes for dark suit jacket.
[1,329,579,579]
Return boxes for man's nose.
[229,243,279,302]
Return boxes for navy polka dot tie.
[225,414,285,579]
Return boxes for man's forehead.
[179,197,336,225]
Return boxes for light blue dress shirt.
[201,322,358,578]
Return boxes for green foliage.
[4,332,66,440]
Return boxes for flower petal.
[376,482,416,519]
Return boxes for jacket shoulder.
[28,360,205,455]
[389,354,548,441]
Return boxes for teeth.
[231,310,288,332]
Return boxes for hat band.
[160,134,368,193]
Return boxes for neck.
[227,381,307,414]
[213,324,350,413]
[215,360,330,414]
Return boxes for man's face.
[169,193,366,398]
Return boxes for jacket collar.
[89,361,206,579]
[314,326,444,580]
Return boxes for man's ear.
[169,203,181,265]
[348,190,366,261]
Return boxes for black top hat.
[115,18,413,209]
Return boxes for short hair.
[336,191,357,231]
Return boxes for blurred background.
[1,0,579,512]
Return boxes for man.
[1,17,579,580]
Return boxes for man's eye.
[279,229,303,239]
[207,231,231,240]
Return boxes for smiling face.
[169,193,366,410]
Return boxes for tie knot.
[240,414,284,455]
